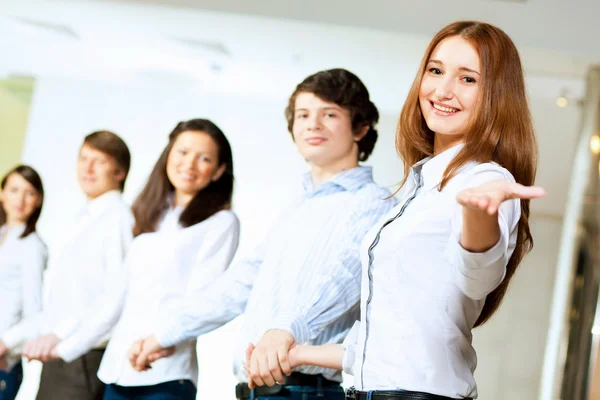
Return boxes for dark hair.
[83,131,131,191]
[132,119,234,237]
[396,21,537,326]
[0,165,44,238]
[284,68,379,162]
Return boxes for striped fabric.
[155,166,397,382]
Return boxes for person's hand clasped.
[129,335,175,372]
[247,329,294,388]
[457,179,546,215]
[244,341,302,388]
[23,333,61,362]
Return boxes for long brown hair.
[0,165,44,238]
[396,21,538,326]
[132,119,234,237]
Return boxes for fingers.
[267,351,284,384]
[277,348,292,377]
[458,193,499,215]
[24,339,43,361]
[249,353,266,387]
[134,348,152,372]
[147,346,175,362]
[245,343,255,366]
[509,184,546,200]
[245,343,256,389]
[128,340,143,369]
[243,365,256,389]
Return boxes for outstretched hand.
[457,179,546,215]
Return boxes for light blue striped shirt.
[155,166,397,382]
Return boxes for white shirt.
[0,224,46,368]
[0,190,134,352]
[346,145,520,399]
[55,208,240,387]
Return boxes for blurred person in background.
[0,165,46,400]
[29,119,240,400]
[2,131,133,400]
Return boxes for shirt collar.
[412,143,465,191]
[302,166,374,194]
[84,190,123,219]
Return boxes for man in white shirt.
[0,131,134,400]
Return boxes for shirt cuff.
[55,340,82,363]
[445,224,509,300]
[155,322,186,349]
[268,313,311,345]
[1,329,25,352]
[52,318,80,340]
[342,321,360,375]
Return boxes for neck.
[86,188,118,201]
[310,157,359,188]
[5,216,25,228]
[174,191,193,208]
[433,133,464,156]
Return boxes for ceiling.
[0,0,592,115]
[102,0,600,60]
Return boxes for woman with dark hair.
[247,21,546,400]
[0,165,46,400]
[46,119,240,400]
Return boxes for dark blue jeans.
[0,362,23,400]
[253,385,345,400]
[103,380,196,400]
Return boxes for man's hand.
[248,329,294,387]
[23,333,61,362]
[129,336,175,372]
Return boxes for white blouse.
[346,145,520,399]
[0,224,46,368]
[55,208,240,387]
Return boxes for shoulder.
[353,182,397,212]
[451,161,516,191]
[466,162,515,181]
[20,231,46,250]
[210,210,240,227]
[109,198,135,225]
[19,232,48,260]
[192,210,240,234]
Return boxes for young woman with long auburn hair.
[246,21,546,400]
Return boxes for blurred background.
[1,0,599,399]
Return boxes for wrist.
[288,345,303,368]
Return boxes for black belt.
[235,372,340,399]
[346,388,472,400]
